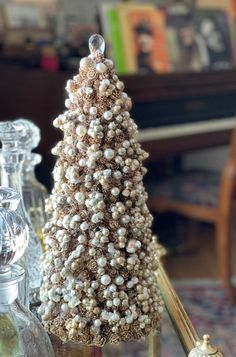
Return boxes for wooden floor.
[164,223,236,280]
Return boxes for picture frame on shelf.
[118,4,170,74]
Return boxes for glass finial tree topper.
[89,34,105,54]
[39,34,163,347]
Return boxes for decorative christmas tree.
[39,34,163,346]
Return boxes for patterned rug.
[161,279,236,356]
[103,279,236,356]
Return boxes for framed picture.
[118,4,169,74]
[195,9,235,70]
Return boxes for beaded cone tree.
[39,34,163,347]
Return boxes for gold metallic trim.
[156,245,224,356]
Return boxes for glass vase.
[0,121,42,305]
[14,118,48,250]
[22,153,48,251]
[0,265,54,357]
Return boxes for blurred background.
[0,1,236,353]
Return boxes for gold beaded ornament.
[39,34,163,346]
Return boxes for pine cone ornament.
[39,34,163,346]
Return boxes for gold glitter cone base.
[50,332,161,357]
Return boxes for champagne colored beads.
[39,34,162,347]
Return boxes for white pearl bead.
[105,59,114,68]
[116,81,124,90]
[103,111,112,121]
[113,171,122,179]
[76,125,87,137]
[121,215,130,224]
[127,239,140,253]
[117,227,126,236]
[111,187,120,196]
[79,114,86,122]
[54,258,62,268]
[115,276,124,285]
[108,284,117,293]
[85,87,93,95]
[80,222,89,231]
[61,303,69,313]
[94,319,101,327]
[91,281,99,289]
[50,273,60,284]
[97,257,107,267]
[113,298,120,306]
[79,158,86,167]
[80,57,95,70]
[78,235,86,243]
[89,248,96,256]
[96,63,107,73]
[101,274,111,285]
[126,315,133,324]
[90,106,97,116]
[75,192,85,203]
[111,312,120,322]
[106,300,112,307]
[101,79,110,87]
[104,149,115,160]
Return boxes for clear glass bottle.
[14,119,48,250]
[0,187,28,307]
[0,121,42,304]
[0,265,55,357]
[22,153,48,251]
[0,189,54,357]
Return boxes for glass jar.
[0,187,29,307]
[0,121,42,305]
[14,118,48,250]
[0,265,54,357]
[22,153,48,251]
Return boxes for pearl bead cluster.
[40,46,162,347]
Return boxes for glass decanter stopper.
[0,121,42,304]
[14,118,48,251]
[0,194,54,357]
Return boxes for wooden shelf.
[0,63,235,187]
[122,69,236,101]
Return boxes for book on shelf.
[196,0,233,12]
[117,3,169,74]
[99,3,127,74]
[99,0,236,75]
[165,2,195,72]
[233,1,236,17]
[194,0,236,70]
[194,8,235,70]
